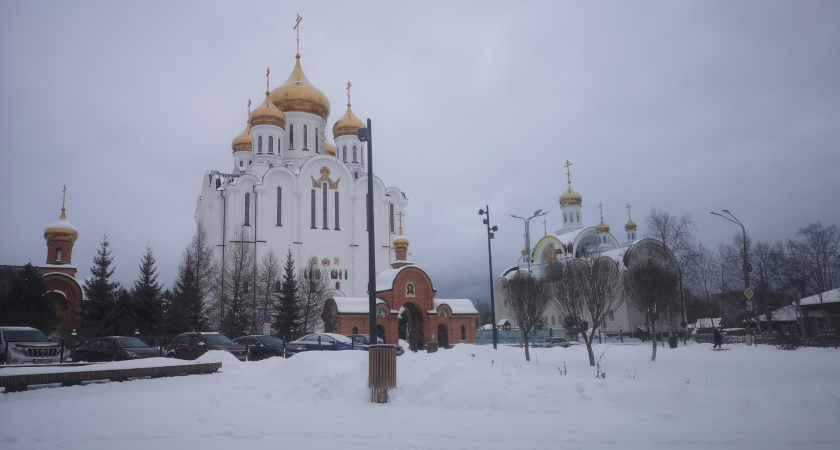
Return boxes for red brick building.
[41,201,83,337]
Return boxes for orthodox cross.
[543,219,547,237]
[598,203,604,220]
[564,160,572,187]
[265,67,270,94]
[346,81,352,107]
[247,98,251,115]
[62,185,67,210]
[626,203,632,220]
[396,211,405,234]
[294,14,303,57]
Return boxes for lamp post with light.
[479,206,499,349]
[710,209,752,346]
[510,210,549,276]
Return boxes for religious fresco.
[311,166,340,189]
[544,244,557,264]
[321,258,330,267]
[406,280,415,297]
[377,307,387,318]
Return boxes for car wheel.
[166,352,176,358]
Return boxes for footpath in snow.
[1,342,838,450]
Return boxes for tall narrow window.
[239,160,243,168]
[268,136,273,153]
[276,187,282,226]
[303,125,308,150]
[354,172,359,180]
[315,128,319,153]
[343,146,347,162]
[576,212,580,222]
[244,193,250,225]
[461,326,466,341]
[353,145,357,162]
[389,204,394,233]
[334,192,340,230]
[289,125,294,149]
[310,190,316,228]
[322,183,328,229]
[55,247,62,262]
[258,136,263,154]
[564,214,567,223]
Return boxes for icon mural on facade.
[544,244,557,264]
[406,280,415,297]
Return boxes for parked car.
[0,326,62,365]
[346,334,405,356]
[532,337,573,348]
[232,335,307,360]
[73,336,160,362]
[166,332,247,361]
[289,333,354,351]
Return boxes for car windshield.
[258,336,284,345]
[3,329,49,342]
[116,337,148,348]
[205,335,235,345]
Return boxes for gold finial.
[598,203,604,220]
[346,80,352,108]
[564,160,573,187]
[265,67,270,95]
[60,185,67,220]
[396,211,405,234]
[294,14,303,58]
[626,203,632,220]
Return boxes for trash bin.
[368,344,397,403]
[668,336,678,348]
[426,342,438,353]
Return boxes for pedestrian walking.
[713,326,723,349]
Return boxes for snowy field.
[1,342,839,450]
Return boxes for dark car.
[289,333,354,351]
[232,335,307,360]
[166,332,247,361]
[346,334,405,356]
[73,336,160,362]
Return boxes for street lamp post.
[510,210,549,276]
[358,120,377,346]
[479,206,499,349]
[711,210,752,346]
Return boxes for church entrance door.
[404,302,425,350]
[376,324,386,343]
[438,324,449,349]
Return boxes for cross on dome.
[564,160,573,187]
[294,14,302,57]
[265,67,270,94]
[598,203,604,220]
[346,81,352,107]
[396,210,405,234]
[626,203,632,220]
[61,185,67,219]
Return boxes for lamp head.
[483,218,488,224]
[722,209,731,214]
[357,128,370,142]
[478,209,485,215]
[491,225,498,232]
[534,209,542,216]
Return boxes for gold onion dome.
[393,233,409,250]
[625,218,637,231]
[333,105,365,138]
[270,57,330,120]
[44,208,78,244]
[231,121,252,153]
[324,139,336,157]
[249,90,286,128]
[560,186,583,206]
[596,219,610,233]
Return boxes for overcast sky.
[2,1,838,304]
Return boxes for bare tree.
[686,243,720,318]
[751,240,789,330]
[255,251,281,333]
[298,257,333,334]
[623,256,680,361]
[499,271,551,361]
[646,208,696,325]
[218,227,254,337]
[787,222,840,333]
[552,256,623,366]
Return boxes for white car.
[532,337,572,348]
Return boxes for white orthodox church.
[195,38,407,298]
[494,162,659,335]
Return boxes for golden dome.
[270,56,330,120]
[625,218,637,231]
[560,186,582,206]
[44,209,78,244]
[231,121,252,153]
[332,105,365,138]
[249,90,286,128]
[521,246,528,256]
[393,234,409,250]
[324,139,336,157]
[596,219,610,234]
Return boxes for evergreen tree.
[0,263,56,332]
[81,234,121,336]
[131,245,163,334]
[398,310,409,341]
[275,249,299,338]
[169,223,215,334]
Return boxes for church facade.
[195,42,408,299]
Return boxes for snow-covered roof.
[597,247,628,266]
[556,228,585,248]
[332,297,387,314]
[800,289,840,306]
[45,218,78,232]
[433,299,478,315]
[498,319,512,326]
[375,265,436,292]
[757,305,798,322]
[695,318,722,328]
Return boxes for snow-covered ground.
[1,342,838,449]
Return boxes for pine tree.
[169,223,215,334]
[0,263,56,332]
[81,234,121,336]
[275,249,299,338]
[131,245,163,334]
[398,310,409,341]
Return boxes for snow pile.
[1,343,839,449]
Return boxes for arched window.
[276,187,282,226]
[461,326,466,341]
[352,326,358,335]
[609,310,615,321]
[551,316,556,325]
[303,125,308,150]
[335,281,340,290]
[315,128,319,153]
[564,214,567,223]
[55,247,62,262]
[244,193,250,225]
[310,189,316,229]
[389,204,394,233]
[342,146,347,162]
[257,136,263,154]
[576,212,580,222]
[239,160,243,168]
[334,192,340,230]
[322,182,328,229]
[289,124,294,149]
[268,136,273,153]
[352,145,357,162]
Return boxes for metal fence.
[693,333,840,349]
[476,329,553,345]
